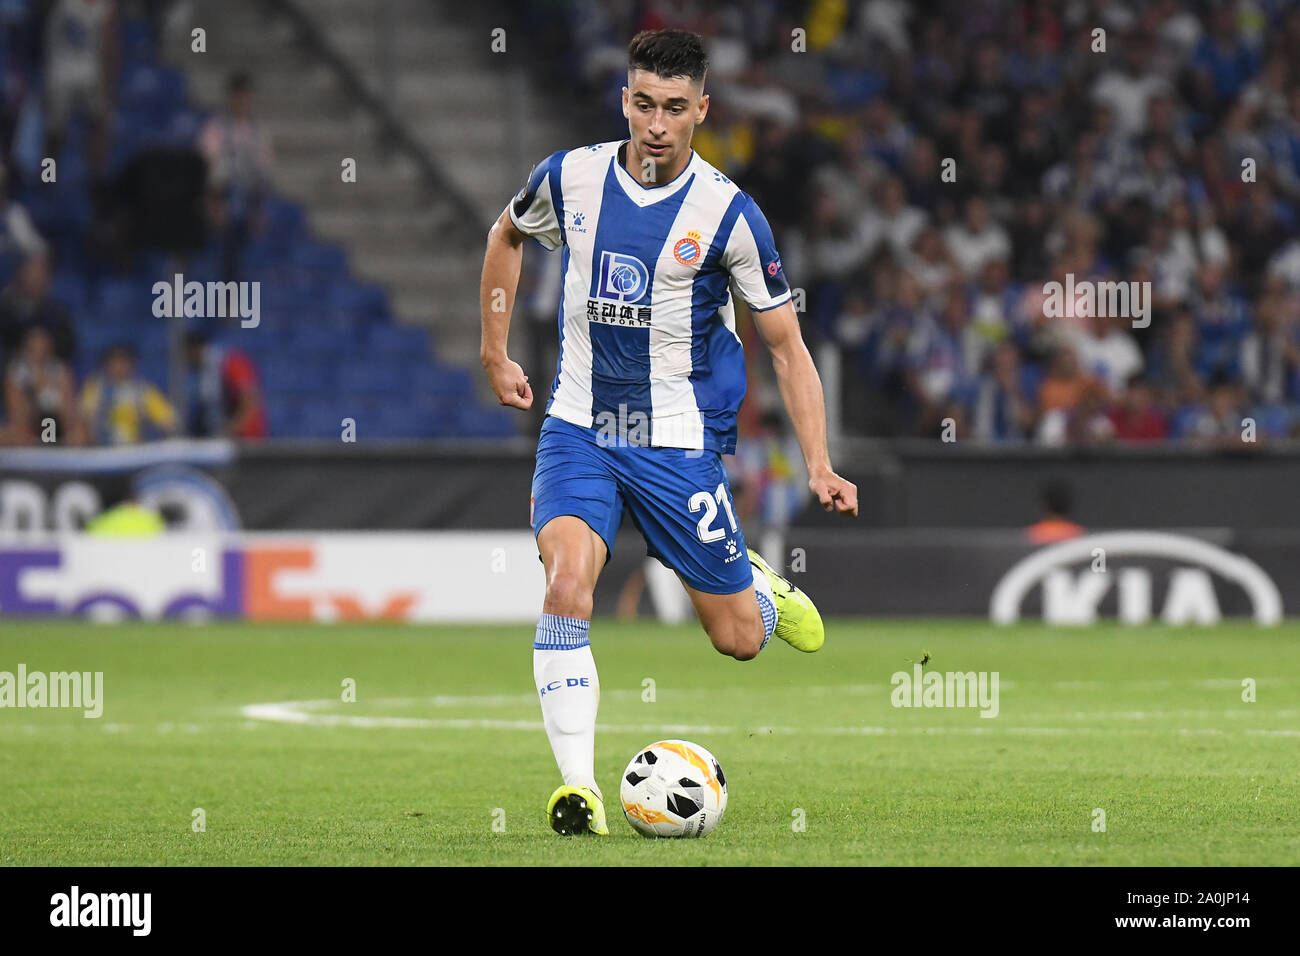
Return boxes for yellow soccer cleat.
[748,548,825,652]
[546,784,608,836]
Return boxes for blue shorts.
[530,415,752,595]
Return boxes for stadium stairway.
[9,5,519,439]
[184,0,577,375]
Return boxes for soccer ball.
[619,739,727,838]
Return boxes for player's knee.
[707,616,763,661]
[543,570,593,619]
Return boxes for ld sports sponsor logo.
[990,531,1283,626]
[597,251,650,303]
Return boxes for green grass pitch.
[1,619,1297,866]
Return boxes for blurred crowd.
[529,0,1300,445]
[1,0,268,446]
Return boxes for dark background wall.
[4,440,1299,531]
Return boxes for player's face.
[622,70,708,181]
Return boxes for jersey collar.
[612,140,698,205]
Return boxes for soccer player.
[479,29,858,836]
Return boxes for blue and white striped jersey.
[508,140,791,455]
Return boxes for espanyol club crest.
[673,230,703,266]
[598,250,651,303]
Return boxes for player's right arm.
[480,206,533,410]
[480,150,567,411]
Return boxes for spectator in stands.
[0,3,44,173]
[905,225,957,304]
[0,163,47,288]
[1108,376,1168,443]
[526,1,1300,448]
[1068,384,1117,445]
[1232,178,1294,295]
[1067,312,1145,394]
[858,268,922,434]
[1007,195,1052,281]
[900,136,947,218]
[42,0,119,175]
[198,71,274,281]
[1146,307,1205,408]
[945,196,1011,281]
[1036,345,1099,445]
[1191,5,1261,112]
[80,343,176,445]
[973,341,1035,442]
[1091,33,1171,138]
[968,255,1018,366]
[870,174,927,261]
[1147,213,1199,309]
[1,324,85,445]
[905,287,978,435]
[1239,279,1299,408]
[1178,377,1253,447]
[182,330,267,439]
[0,252,76,363]
[1191,262,1252,381]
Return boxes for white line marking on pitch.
[238,699,1298,738]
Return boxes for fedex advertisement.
[0,533,546,623]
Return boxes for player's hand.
[484,357,533,410]
[809,470,858,516]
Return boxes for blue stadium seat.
[364,324,431,361]
[263,199,307,242]
[52,273,88,315]
[259,357,333,395]
[338,364,408,396]
[94,278,155,321]
[286,241,349,277]
[327,283,389,320]
[408,363,474,398]
[121,18,157,64]
[118,63,187,112]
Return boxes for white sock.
[752,563,778,651]
[533,613,600,798]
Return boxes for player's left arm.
[752,301,858,516]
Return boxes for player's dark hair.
[627,29,708,85]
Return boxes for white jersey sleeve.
[720,194,791,312]
[507,149,567,251]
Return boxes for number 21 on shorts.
[689,482,738,543]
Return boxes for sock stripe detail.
[533,612,591,649]
[756,589,777,651]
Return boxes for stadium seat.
[364,324,431,361]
